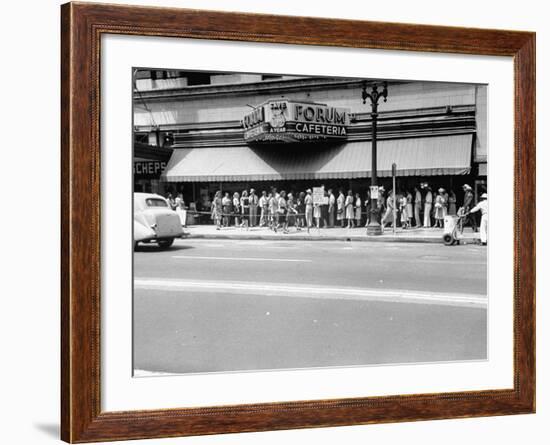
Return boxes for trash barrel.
[443,215,458,246]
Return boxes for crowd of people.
[184,182,485,237]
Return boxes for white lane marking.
[172,256,311,263]
[135,278,487,309]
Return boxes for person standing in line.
[305,188,314,233]
[441,188,449,217]
[320,185,329,228]
[337,189,346,228]
[423,187,433,228]
[328,188,336,228]
[269,192,278,231]
[249,188,258,227]
[364,190,371,227]
[378,186,386,215]
[381,191,394,229]
[221,192,231,228]
[414,186,422,228]
[395,190,403,226]
[467,193,488,245]
[345,190,355,228]
[240,190,250,230]
[287,193,299,232]
[232,192,240,227]
[296,191,306,230]
[174,193,187,228]
[313,199,321,229]
[354,192,362,227]
[166,192,176,211]
[405,190,413,228]
[434,189,445,228]
[278,190,288,233]
[258,190,268,227]
[462,184,478,232]
[448,190,457,215]
[212,191,222,230]
[400,193,409,229]
[286,193,295,228]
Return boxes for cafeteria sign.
[242,99,350,143]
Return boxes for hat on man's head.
[438,188,445,193]
[306,188,312,193]
[463,184,472,190]
[481,193,488,199]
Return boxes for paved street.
[134,239,487,375]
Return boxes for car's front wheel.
[157,238,174,248]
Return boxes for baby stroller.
[442,207,467,246]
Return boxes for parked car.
[134,192,184,249]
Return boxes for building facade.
[133,70,487,213]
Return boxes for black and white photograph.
[132,69,488,376]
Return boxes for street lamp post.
[362,81,388,236]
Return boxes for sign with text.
[312,187,328,205]
[134,161,166,179]
[370,185,380,200]
[242,99,350,143]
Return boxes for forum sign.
[242,99,350,143]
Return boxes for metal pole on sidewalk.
[392,163,397,235]
[362,81,388,236]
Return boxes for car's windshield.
[145,198,168,208]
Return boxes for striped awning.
[161,134,473,182]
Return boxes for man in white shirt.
[328,189,336,228]
[249,189,259,227]
[423,187,433,228]
[258,191,268,227]
[414,186,422,228]
[468,193,488,244]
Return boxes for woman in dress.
[364,190,371,227]
[434,189,445,228]
[345,190,355,228]
[337,190,345,228]
[448,190,457,216]
[354,193,362,227]
[175,193,187,227]
[305,189,314,233]
[232,191,240,227]
[400,194,409,229]
[240,190,250,230]
[212,191,222,230]
[286,193,297,230]
[406,190,413,228]
[268,192,278,231]
[166,192,176,211]
[313,199,321,229]
[382,191,394,229]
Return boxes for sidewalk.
[182,224,480,244]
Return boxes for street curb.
[183,234,479,244]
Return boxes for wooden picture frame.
[61,2,535,442]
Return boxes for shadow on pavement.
[33,422,59,438]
